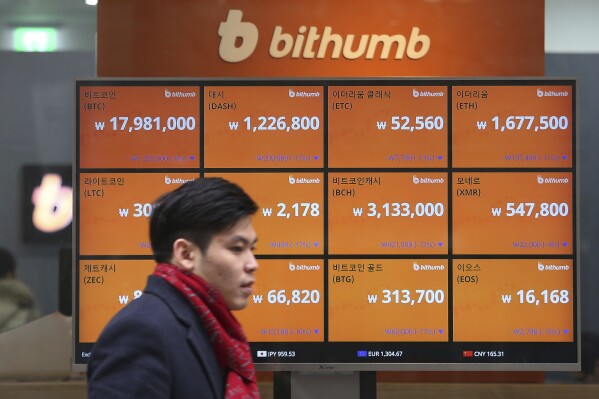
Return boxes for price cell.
[452,172,573,255]
[452,85,573,167]
[328,86,448,168]
[453,259,574,342]
[203,86,324,168]
[235,259,324,342]
[79,86,201,169]
[79,259,155,342]
[79,172,199,255]
[329,172,448,254]
[206,172,324,255]
[328,259,448,342]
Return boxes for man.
[88,177,260,399]
[0,248,40,333]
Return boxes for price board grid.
[74,79,578,370]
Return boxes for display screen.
[22,164,73,244]
[75,79,578,370]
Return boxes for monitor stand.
[274,371,376,399]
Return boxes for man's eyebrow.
[228,235,258,245]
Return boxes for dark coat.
[88,275,224,399]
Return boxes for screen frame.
[72,77,580,372]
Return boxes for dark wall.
[546,54,599,333]
[0,51,95,315]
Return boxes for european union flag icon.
[357,350,368,358]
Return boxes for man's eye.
[230,246,244,253]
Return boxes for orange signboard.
[97,0,543,77]
[453,259,574,342]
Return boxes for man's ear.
[171,238,200,272]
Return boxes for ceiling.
[0,0,95,26]
[0,0,97,51]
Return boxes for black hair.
[0,247,16,279]
[149,177,258,263]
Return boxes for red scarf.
[153,263,260,399]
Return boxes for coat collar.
[145,275,224,397]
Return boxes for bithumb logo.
[537,261,570,271]
[289,175,321,185]
[413,262,445,271]
[164,89,197,98]
[218,10,259,62]
[289,88,320,98]
[218,10,430,63]
[412,175,444,184]
[32,174,72,233]
[165,176,196,185]
[537,88,569,98]
[537,175,569,184]
[412,89,444,98]
[289,262,321,271]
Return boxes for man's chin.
[229,299,249,311]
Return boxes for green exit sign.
[13,27,58,52]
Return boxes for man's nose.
[246,252,258,272]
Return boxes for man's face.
[192,216,258,310]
